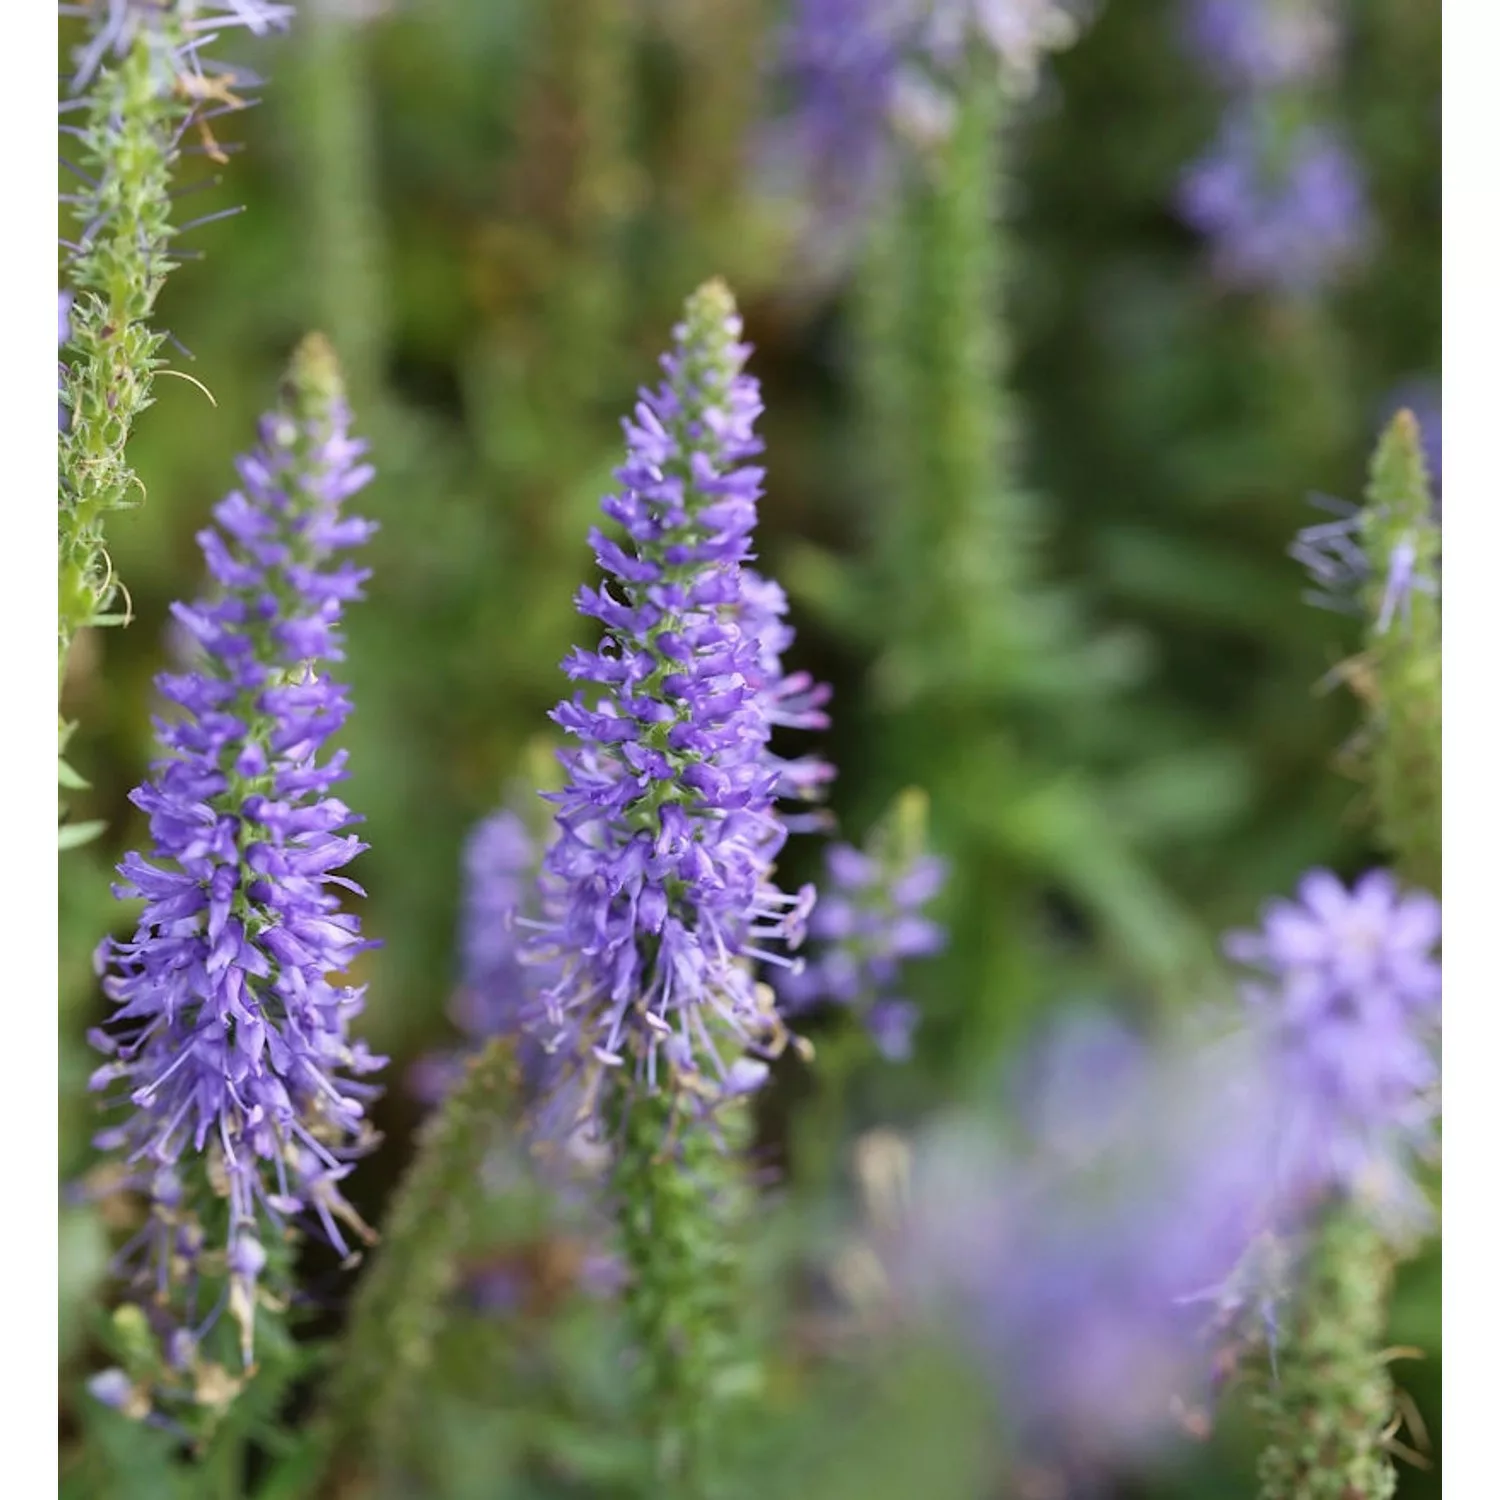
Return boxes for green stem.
[852,65,1208,1060]
[614,1086,756,1496]
[59,28,185,692]
[1254,1211,1399,1500]
[309,1039,518,1487]
[287,3,389,405]
[1359,411,1441,893]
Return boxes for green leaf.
[59,820,109,851]
[58,756,93,791]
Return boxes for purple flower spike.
[522,280,823,1117]
[766,1,1082,249]
[88,336,383,1378]
[1225,869,1441,1235]
[1182,0,1341,90]
[458,810,547,1044]
[777,790,946,1058]
[1177,110,1370,295]
[774,0,912,218]
[409,804,561,1108]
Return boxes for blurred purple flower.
[1181,0,1341,90]
[1177,110,1371,295]
[409,805,562,1108]
[769,0,912,226]
[890,1012,1285,1476]
[778,831,947,1060]
[1225,869,1441,1235]
[765,0,1082,245]
[457,812,547,1044]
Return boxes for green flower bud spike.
[1358,410,1441,892]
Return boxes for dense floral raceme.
[777,793,947,1061]
[88,337,383,1386]
[861,866,1440,1479]
[1224,869,1441,1236]
[522,280,820,1117]
[1174,1,1370,297]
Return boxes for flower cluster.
[88,338,382,1387]
[523,281,817,1113]
[772,0,914,220]
[62,0,295,93]
[1224,868,1441,1235]
[1177,111,1369,295]
[877,1011,1284,1481]
[776,797,946,1061]
[860,863,1441,1479]
[769,0,1083,236]
[408,805,557,1106]
[1182,0,1339,89]
[1176,2,1370,295]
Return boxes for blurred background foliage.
[58,1,1440,1495]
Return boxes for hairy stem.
[614,1086,756,1495]
[1254,1211,1399,1500]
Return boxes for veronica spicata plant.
[519,279,821,1486]
[85,336,382,1426]
[523,278,816,1113]
[59,2,294,838]
[1218,413,1442,1500]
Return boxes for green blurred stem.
[309,1039,516,1485]
[1360,412,1441,893]
[1254,1210,1399,1500]
[287,2,390,402]
[852,61,1210,1056]
[859,66,1020,680]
